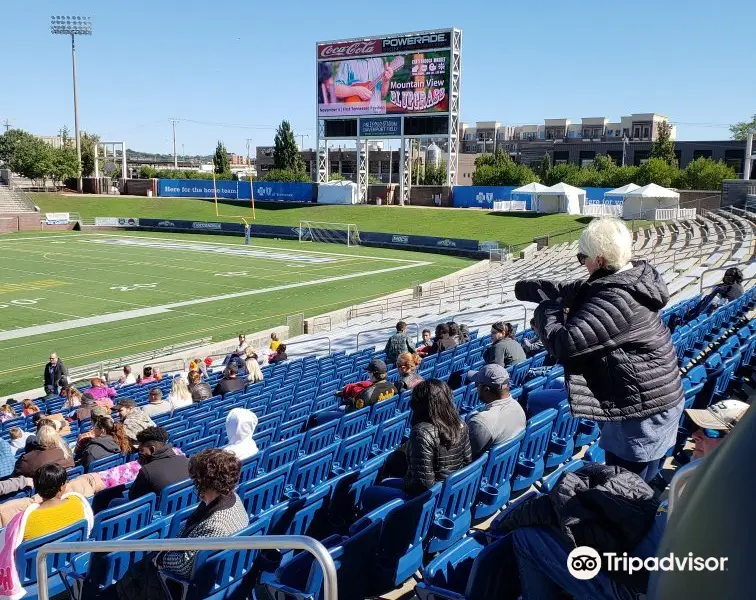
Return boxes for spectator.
[188,371,213,402]
[137,366,156,385]
[119,366,137,386]
[188,358,208,380]
[694,267,745,317]
[484,321,526,368]
[338,359,398,412]
[75,393,99,422]
[63,386,83,410]
[87,377,117,407]
[141,388,172,419]
[14,426,74,477]
[76,415,131,470]
[116,449,248,600]
[153,367,163,382]
[458,323,471,345]
[8,428,32,454]
[269,332,281,352]
[117,399,156,448]
[244,347,264,383]
[686,399,749,460]
[224,408,259,460]
[212,364,246,397]
[362,379,472,509]
[33,412,71,436]
[494,462,663,600]
[22,399,40,417]
[515,217,685,483]
[448,322,461,345]
[466,364,526,457]
[0,438,16,479]
[395,353,424,393]
[72,406,110,455]
[167,377,193,411]
[417,329,433,356]
[384,321,416,366]
[429,323,457,355]
[269,344,288,364]
[43,352,68,395]
[0,404,16,423]
[521,318,545,356]
[0,475,33,499]
[233,333,248,357]
[128,426,190,501]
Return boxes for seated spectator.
[188,371,213,402]
[212,364,246,397]
[119,365,137,386]
[137,366,156,385]
[361,379,472,510]
[269,344,288,364]
[0,404,16,423]
[395,353,424,393]
[336,359,397,412]
[521,318,545,356]
[416,329,433,356]
[234,333,248,357]
[75,393,99,422]
[224,408,259,460]
[448,321,461,345]
[153,367,163,382]
[117,399,156,449]
[32,412,71,436]
[244,347,264,383]
[0,475,33,500]
[693,267,745,317]
[269,332,281,352]
[167,376,193,411]
[14,426,75,477]
[0,438,16,479]
[76,415,131,470]
[458,323,471,344]
[63,386,83,410]
[466,364,526,457]
[128,426,190,501]
[87,377,117,406]
[73,406,110,455]
[686,399,749,460]
[8,428,32,454]
[116,449,248,600]
[485,321,526,368]
[141,388,172,418]
[384,321,416,366]
[494,463,663,600]
[21,399,40,417]
[429,323,457,355]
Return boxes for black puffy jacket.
[404,421,472,495]
[493,463,659,589]
[79,436,122,469]
[515,261,684,421]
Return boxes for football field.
[0,230,473,395]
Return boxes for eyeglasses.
[701,428,727,439]
[576,253,588,266]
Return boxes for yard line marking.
[0,259,431,342]
[0,233,99,243]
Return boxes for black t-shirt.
[354,381,398,410]
[212,377,246,397]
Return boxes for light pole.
[51,15,92,192]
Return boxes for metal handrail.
[311,315,332,333]
[451,303,529,331]
[36,535,338,600]
[698,260,755,295]
[356,322,419,350]
[400,296,442,319]
[287,336,332,356]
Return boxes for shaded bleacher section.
[6,283,754,600]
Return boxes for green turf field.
[31,193,590,248]
[0,229,473,396]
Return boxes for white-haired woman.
[515,218,684,484]
[168,376,193,411]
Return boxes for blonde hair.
[65,387,83,409]
[170,376,193,405]
[36,425,73,459]
[397,352,422,372]
[579,218,632,271]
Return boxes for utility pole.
[170,119,179,168]
[2,119,10,133]
[296,134,309,150]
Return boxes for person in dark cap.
[212,364,246,397]
[466,364,526,458]
[337,359,398,412]
[117,398,155,449]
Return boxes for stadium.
[1,13,756,600]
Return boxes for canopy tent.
[535,182,586,215]
[622,183,679,219]
[511,182,548,210]
[317,180,358,204]
[603,183,640,204]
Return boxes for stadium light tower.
[51,15,93,192]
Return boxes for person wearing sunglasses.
[514,217,684,484]
[686,400,749,460]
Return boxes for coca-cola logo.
[318,40,379,59]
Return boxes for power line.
[2,119,11,132]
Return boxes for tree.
[213,141,230,174]
[636,157,679,187]
[650,121,677,166]
[536,153,551,181]
[263,168,311,183]
[49,146,80,186]
[273,120,305,173]
[422,160,447,185]
[59,126,71,147]
[544,163,581,186]
[10,136,54,185]
[0,129,35,167]
[675,157,736,190]
[472,150,540,186]
[593,154,615,172]
[328,172,346,181]
[80,131,100,177]
[729,114,756,140]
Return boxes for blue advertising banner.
[252,182,313,202]
[360,231,480,252]
[359,117,402,137]
[158,179,313,202]
[452,186,516,209]
[138,218,245,233]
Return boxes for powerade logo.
[157,220,175,228]
[437,239,457,247]
[392,235,409,244]
[382,33,448,50]
[192,222,222,230]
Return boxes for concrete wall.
[722,180,756,208]
[678,190,722,211]
[0,213,42,234]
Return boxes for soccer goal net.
[298,221,360,247]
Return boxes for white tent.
[604,183,640,203]
[535,182,586,215]
[511,182,548,210]
[317,180,358,205]
[622,183,679,219]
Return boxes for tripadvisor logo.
[567,546,728,580]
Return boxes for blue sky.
[2,0,753,155]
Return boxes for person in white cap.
[685,399,749,460]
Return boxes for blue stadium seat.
[511,408,557,493]
[509,358,532,388]
[369,395,399,425]
[287,442,339,495]
[288,401,314,422]
[472,432,525,522]
[536,459,586,493]
[313,394,339,413]
[85,452,127,473]
[238,453,263,484]
[584,442,606,464]
[256,410,285,438]
[268,483,330,539]
[574,418,600,448]
[303,420,339,454]
[426,455,486,554]
[278,417,308,441]
[171,426,204,450]
[261,434,304,472]
[157,478,199,514]
[336,407,370,439]
[544,400,580,469]
[372,412,409,455]
[238,464,290,518]
[525,387,566,417]
[181,433,221,456]
[333,425,378,474]
[92,493,155,540]
[253,429,275,452]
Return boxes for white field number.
[214,272,248,277]
[0,297,45,308]
[110,283,158,292]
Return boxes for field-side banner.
[45,213,70,225]
[157,179,313,202]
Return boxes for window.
[633,127,641,138]
[693,149,713,160]
[643,127,650,138]
[539,131,545,139]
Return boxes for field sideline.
[0,229,472,396]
